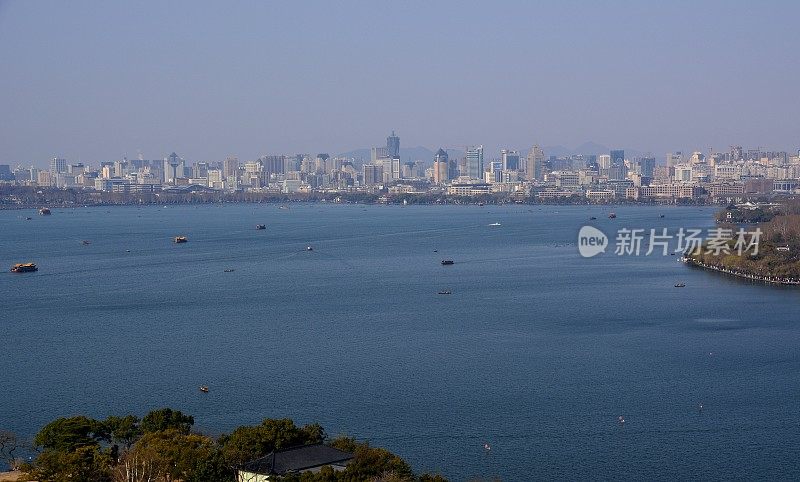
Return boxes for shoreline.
[681,256,800,286]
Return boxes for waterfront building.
[501,149,520,171]
[386,131,400,158]
[465,145,484,180]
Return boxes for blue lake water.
[1,204,799,480]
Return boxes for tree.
[329,437,414,481]
[105,415,142,450]
[28,445,111,482]
[140,408,194,435]
[34,416,109,452]
[133,429,220,481]
[0,430,23,470]
[219,418,325,467]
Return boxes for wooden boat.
[174,236,188,243]
[11,263,38,273]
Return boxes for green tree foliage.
[140,407,194,435]
[219,418,325,467]
[23,411,437,482]
[34,416,109,452]
[27,445,111,482]
[104,415,141,449]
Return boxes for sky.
[1,0,799,167]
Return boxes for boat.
[11,263,38,273]
[39,208,51,216]
[489,222,502,226]
[25,217,32,220]
[255,224,266,230]
[438,290,452,295]
[306,246,313,251]
[174,236,188,243]
[199,385,209,393]
[608,212,617,219]
[589,216,597,220]
[441,260,454,265]
[81,240,91,245]
[659,214,665,218]
[674,282,686,288]
[224,269,236,273]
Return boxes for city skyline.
[2,1,800,164]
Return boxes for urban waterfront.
[2,204,800,480]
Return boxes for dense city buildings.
[3,134,800,205]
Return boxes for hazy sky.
[1,0,799,166]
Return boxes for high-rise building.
[609,150,626,180]
[501,150,520,171]
[163,152,183,184]
[666,152,683,167]
[363,164,383,186]
[223,156,239,180]
[465,145,484,180]
[639,156,656,178]
[525,145,545,180]
[50,157,67,174]
[386,131,400,158]
[433,148,449,184]
[371,147,388,162]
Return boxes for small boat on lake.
[174,236,188,243]
[441,260,454,265]
[674,282,686,288]
[199,385,209,393]
[590,216,597,220]
[438,290,452,295]
[489,222,502,226]
[224,269,235,273]
[608,212,617,219]
[81,240,91,245]
[306,246,313,251]
[39,208,51,216]
[11,263,38,273]
[255,224,266,230]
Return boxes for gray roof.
[240,444,354,475]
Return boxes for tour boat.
[39,207,51,216]
[11,263,38,273]
[674,282,686,288]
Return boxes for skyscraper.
[224,156,239,180]
[465,145,484,180]
[525,145,544,180]
[386,131,400,158]
[501,149,520,171]
[50,157,67,174]
[609,150,626,180]
[163,152,183,184]
[433,148,449,184]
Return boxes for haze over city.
[2,0,799,167]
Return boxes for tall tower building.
[609,150,626,180]
[223,156,239,180]
[433,148,449,184]
[163,152,182,184]
[50,157,67,174]
[465,145,484,180]
[386,131,400,159]
[525,145,545,180]
[501,149,520,171]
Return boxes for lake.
[2,204,799,480]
